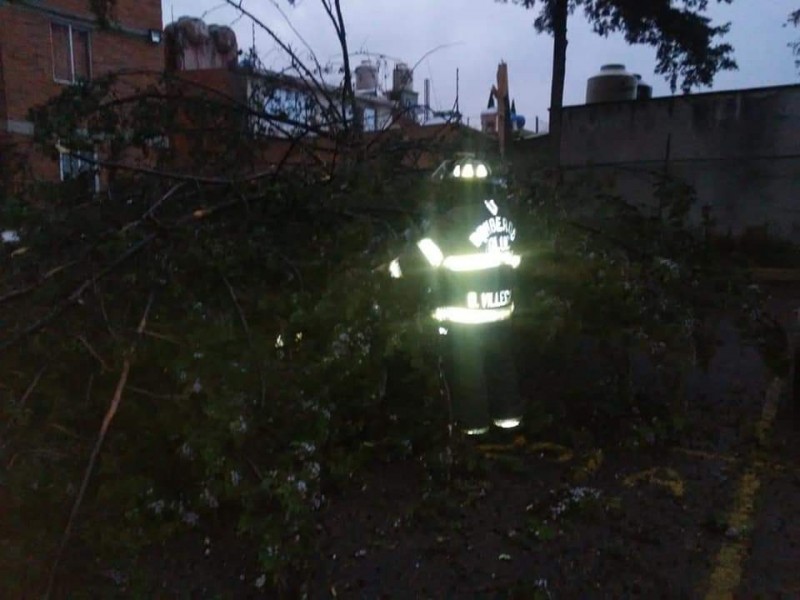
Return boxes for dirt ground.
[53,285,800,598]
[306,312,799,599]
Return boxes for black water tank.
[586,64,638,104]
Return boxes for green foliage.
[0,163,441,595]
[1,153,770,593]
[1,56,773,597]
[507,162,761,445]
[790,9,800,72]
[503,0,737,93]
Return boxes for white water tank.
[393,62,413,92]
[586,64,638,104]
[355,60,378,92]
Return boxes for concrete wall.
[559,85,800,241]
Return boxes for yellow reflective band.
[417,238,444,266]
[442,252,521,272]
[432,304,514,324]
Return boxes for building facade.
[0,0,163,187]
[163,17,463,177]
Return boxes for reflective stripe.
[433,303,514,324]
[389,258,403,278]
[417,238,520,272]
[493,418,522,429]
[442,252,520,272]
[417,238,444,267]
[464,426,489,436]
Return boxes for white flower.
[656,257,679,274]
[147,499,166,515]
[1,230,20,244]
[255,574,267,589]
[230,415,248,434]
[182,511,199,526]
[201,488,219,508]
[192,379,203,393]
[230,470,241,487]
[179,443,194,460]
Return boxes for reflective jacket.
[392,181,520,325]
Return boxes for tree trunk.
[549,0,569,167]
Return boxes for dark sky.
[165,0,799,131]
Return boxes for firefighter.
[390,155,524,437]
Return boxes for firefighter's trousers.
[441,321,523,431]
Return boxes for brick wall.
[24,0,162,34]
[1,1,163,122]
[0,0,164,187]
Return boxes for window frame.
[58,144,100,192]
[51,21,92,85]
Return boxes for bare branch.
[0,261,81,307]
[0,234,157,355]
[44,294,152,598]
[224,0,341,120]
[76,335,111,371]
[0,366,47,444]
[223,274,267,406]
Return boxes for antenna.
[170,2,174,22]
[456,68,460,119]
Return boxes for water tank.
[634,74,653,100]
[355,60,378,92]
[586,64,638,104]
[393,62,413,92]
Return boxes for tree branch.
[44,293,153,599]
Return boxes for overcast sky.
[163,0,799,130]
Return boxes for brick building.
[0,0,164,187]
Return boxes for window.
[267,89,313,124]
[251,86,318,137]
[51,23,91,83]
[362,107,377,132]
[59,146,99,192]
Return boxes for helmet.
[431,154,492,182]
[428,155,503,215]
